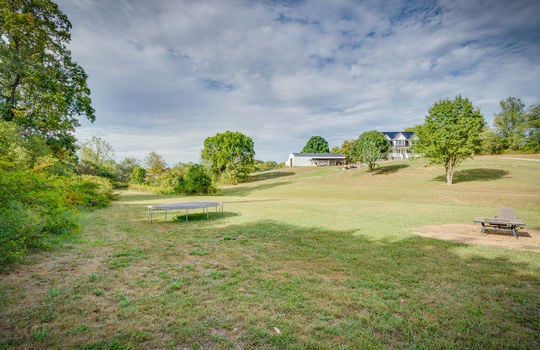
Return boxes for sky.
[56,0,540,165]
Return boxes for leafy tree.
[352,130,389,172]
[480,127,507,155]
[182,164,215,195]
[0,120,31,168]
[117,157,140,183]
[302,136,329,153]
[254,160,282,172]
[493,97,527,151]
[130,165,146,184]
[0,0,95,156]
[414,95,485,185]
[144,151,167,185]
[332,139,355,163]
[77,136,117,178]
[201,130,255,184]
[524,103,540,152]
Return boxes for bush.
[63,175,114,208]
[0,202,43,265]
[182,164,216,195]
[0,171,113,269]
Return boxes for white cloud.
[57,0,540,165]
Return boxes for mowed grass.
[1,156,539,349]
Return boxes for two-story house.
[383,132,416,159]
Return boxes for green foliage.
[181,164,216,195]
[352,131,389,172]
[523,103,540,152]
[414,95,485,184]
[0,170,113,268]
[77,136,118,179]
[130,166,146,184]
[144,152,168,185]
[0,0,95,156]
[201,131,255,184]
[333,139,355,164]
[493,97,527,151]
[117,157,140,183]
[302,135,329,153]
[480,128,507,155]
[253,160,283,172]
[64,175,114,208]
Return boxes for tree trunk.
[445,160,455,185]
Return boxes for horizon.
[56,0,540,165]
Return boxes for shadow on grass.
[247,171,295,182]
[218,181,290,197]
[171,211,239,222]
[374,163,409,175]
[2,218,538,349]
[434,168,510,183]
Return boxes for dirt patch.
[414,224,540,252]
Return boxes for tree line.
[77,131,279,195]
[311,95,539,184]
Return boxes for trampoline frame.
[147,202,223,222]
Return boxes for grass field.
[1,156,539,349]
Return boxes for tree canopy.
[491,97,539,153]
[493,97,527,150]
[302,136,329,153]
[0,0,94,155]
[352,130,389,172]
[524,103,540,152]
[414,95,485,185]
[77,136,117,178]
[144,151,168,185]
[201,130,255,184]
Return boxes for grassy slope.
[1,156,539,349]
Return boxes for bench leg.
[511,226,518,239]
[480,223,486,235]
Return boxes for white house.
[287,153,346,167]
[382,132,417,159]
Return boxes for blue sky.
[57,0,540,165]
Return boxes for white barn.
[287,153,346,167]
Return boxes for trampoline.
[148,202,223,222]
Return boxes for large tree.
[302,135,329,153]
[331,139,355,163]
[352,130,389,172]
[201,130,255,184]
[493,97,527,150]
[414,95,485,185]
[0,0,94,156]
[144,151,167,185]
[524,103,540,152]
[77,136,117,177]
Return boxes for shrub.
[130,166,146,184]
[182,164,216,195]
[63,175,114,208]
[0,171,113,269]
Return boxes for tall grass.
[0,156,539,349]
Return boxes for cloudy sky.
[56,0,540,165]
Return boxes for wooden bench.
[473,207,525,239]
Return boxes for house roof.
[290,153,345,159]
[383,131,415,140]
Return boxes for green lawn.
[1,156,539,349]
